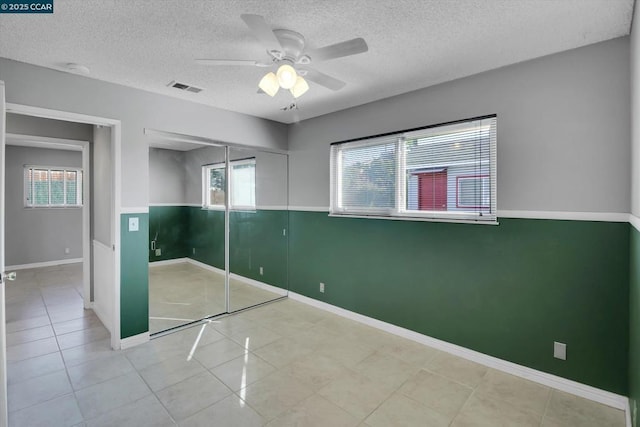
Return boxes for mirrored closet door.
[228,147,289,312]
[147,131,289,335]
[148,141,228,334]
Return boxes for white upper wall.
[7,113,93,141]
[5,145,82,266]
[0,58,288,208]
[3,35,631,214]
[149,148,186,205]
[288,37,631,213]
[631,7,640,217]
[181,145,288,207]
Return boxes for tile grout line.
[6,273,85,422]
[539,389,554,427]
[42,273,87,424]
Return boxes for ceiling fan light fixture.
[290,76,309,98]
[276,64,297,89]
[258,72,279,97]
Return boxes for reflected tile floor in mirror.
[149,262,285,334]
[6,263,627,426]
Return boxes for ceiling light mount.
[273,29,305,61]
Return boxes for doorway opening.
[5,104,122,350]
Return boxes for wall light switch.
[554,342,567,360]
[128,217,139,232]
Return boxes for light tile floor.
[149,262,285,333]
[6,263,627,426]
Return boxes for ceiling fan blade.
[306,38,368,62]
[195,59,270,67]
[240,14,282,52]
[302,68,346,91]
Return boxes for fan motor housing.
[273,29,306,61]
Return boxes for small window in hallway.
[24,166,83,208]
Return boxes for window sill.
[202,206,258,213]
[24,206,83,209]
[328,212,499,225]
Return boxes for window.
[25,166,83,207]
[457,175,490,208]
[203,158,256,209]
[330,116,497,222]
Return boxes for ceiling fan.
[196,14,368,99]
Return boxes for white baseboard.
[5,258,83,271]
[149,258,189,267]
[288,291,629,415]
[155,258,286,296]
[229,273,288,296]
[120,332,150,350]
[93,301,110,335]
[185,258,226,275]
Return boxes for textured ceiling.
[0,0,634,124]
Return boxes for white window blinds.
[332,136,397,214]
[330,116,497,223]
[25,166,83,208]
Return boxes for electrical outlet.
[320,282,325,293]
[192,248,196,254]
[553,342,566,360]
[64,248,70,254]
[259,267,264,275]
[155,248,161,256]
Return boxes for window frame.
[330,115,497,224]
[456,175,490,209]
[202,157,256,210]
[24,165,83,208]
[202,162,227,210]
[331,136,398,217]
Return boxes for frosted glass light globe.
[276,64,297,89]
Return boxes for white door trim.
[6,102,123,350]
[0,80,9,427]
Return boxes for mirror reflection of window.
[208,166,226,206]
[230,159,256,209]
[203,158,256,209]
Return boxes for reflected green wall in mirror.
[148,206,288,290]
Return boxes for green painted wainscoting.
[630,225,640,426]
[288,211,630,395]
[148,206,288,288]
[186,207,226,270]
[149,205,189,261]
[120,213,150,339]
[230,210,288,289]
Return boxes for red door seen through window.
[418,170,447,210]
